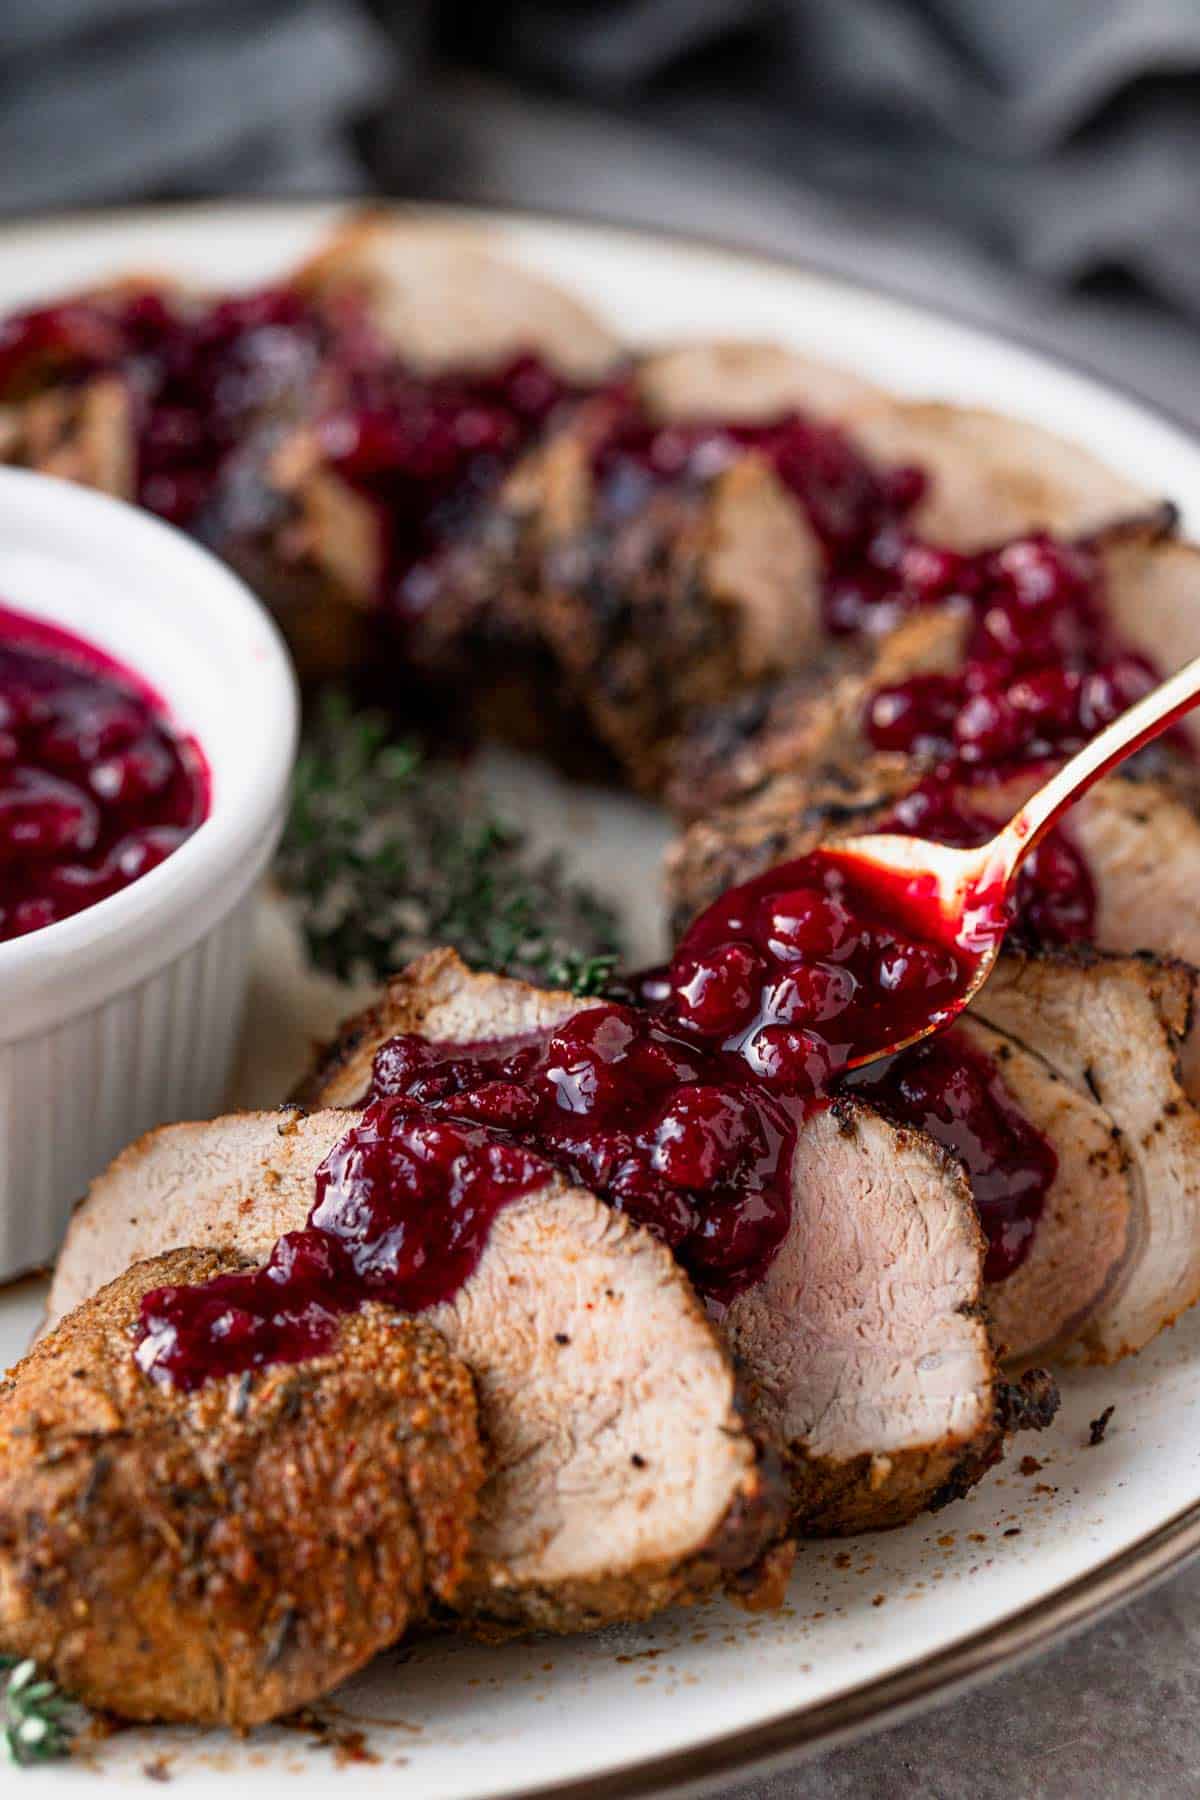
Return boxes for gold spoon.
[823,649,1200,1070]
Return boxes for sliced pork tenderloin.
[845,398,1154,548]
[475,342,1157,787]
[665,604,969,821]
[664,510,1184,822]
[293,212,619,381]
[972,948,1200,1363]
[950,1015,1132,1362]
[294,950,1047,1535]
[665,764,1200,1365]
[46,1108,786,1637]
[716,1097,1010,1535]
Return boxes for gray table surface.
[416,83,1200,1798]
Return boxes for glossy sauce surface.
[136,837,1026,1386]
[137,1099,549,1388]
[0,606,207,941]
[321,353,576,629]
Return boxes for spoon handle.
[995,649,1200,869]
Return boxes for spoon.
[824,648,1200,1070]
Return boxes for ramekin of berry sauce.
[0,468,297,1279]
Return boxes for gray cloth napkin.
[5,0,1200,323]
[431,0,1200,319]
[0,0,389,208]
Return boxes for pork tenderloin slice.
[662,511,1187,829]
[664,603,970,821]
[296,951,1033,1534]
[972,949,1200,1362]
[631,350,1153,545]
[1090,517,1200,752]
[0,374,134,498]
[293,947,590,1111]
[46,1109,782,1636]
[720,1099,1006,1535]
[952,1017,1133,1362]
[846,399,1155,548]
[292,211,619,380]
[635,340,883,424]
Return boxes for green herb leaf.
[276,694,624,995]
[0,1657,76,1765]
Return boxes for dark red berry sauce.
[0,284,575,633]
[592,400,925,596]
[0,286,359,537]
[842,1028,1057,1282]
[0,605,207,942]
[363,1006,802,1304]
[857,532,1169,946]
[136,1098,549,1388]
[862,535,1157,774]
[136,831,1020,1388]
[135,824,1036,1387]
[668,848,998,1085]
[319,352,577,631]
[878,777,1097,946]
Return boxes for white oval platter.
[3,201,1200,1798]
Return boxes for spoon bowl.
[825,644,1200,1069]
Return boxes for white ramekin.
[0,469,299,1279]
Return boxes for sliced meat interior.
[845,398,1154,548]
[972,948,1200,1362]
[668,762,1200,1365]
[46,1106,784,1636]
[294,213,620,381]
[719,1098,1007,1534]
[295,951,1042,1534]
[3,1247,482,1726]
[954,1014,1131,1362]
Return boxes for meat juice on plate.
[0,604,207,943]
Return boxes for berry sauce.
[136,1098,550,1389]
[135,841,1018,1388]
[0,605,207,942]
[592,402,1162,949]
[0,285,575,634]
[592,402,925,596]
[319,352,577,631]
[0,286,357,537]
[855,532,1169,945]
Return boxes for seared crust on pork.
[664,513,1185,822]
[46,1097,787,1635]
[1,1248,482,1726]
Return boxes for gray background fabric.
[5,3,1200,1793]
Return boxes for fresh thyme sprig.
[276,693,623,995]
[1,1658,76,1766]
